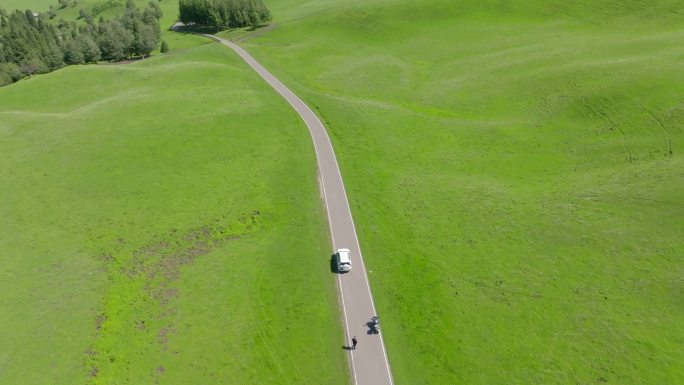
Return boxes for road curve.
[206,35,394,385]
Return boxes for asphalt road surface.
[208,35,394,385]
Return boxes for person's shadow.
[341,345,353,350]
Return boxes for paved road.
[207,36,394,385]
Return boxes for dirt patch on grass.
[88,366,99,378]
[85,212,262,382]
[95,313,107,331]
[158,325,175,348]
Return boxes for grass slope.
[0,43,348,384]
[0,0,54,11]
[223,1,684,384]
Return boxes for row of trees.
[179,0,271,29]
[0,1,165,86]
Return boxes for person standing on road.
[352,336,358,350]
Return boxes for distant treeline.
[179,0,271,29]
[0,0,163,86]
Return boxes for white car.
[335,248,352,273]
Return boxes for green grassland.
[2,0,683,384]
[44,0,181,30]
[0,42,348,384]
[0,0,54,11]
[222,0,684,384]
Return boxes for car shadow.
[330,253,350,274]
[330,254,338,273]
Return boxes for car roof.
[337,249,351,263]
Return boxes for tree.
[118,2,162,58]
[0,62,21,85]
[24,10,36,27]
[146,1,163,20]
[178,0,272,30]
[97,21,133,61]
[77,34,101,62]
[64,39,84,64]
[0,1,162,86]
[132,21,157,57]
[160,40,169,53]
[79,8,93,24]
[44,43,64,69]
[20,57,47,76]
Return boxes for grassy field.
[0,0,54,11]
[3,0,682,384]
[0,41,348,384]
[219,0,684,384]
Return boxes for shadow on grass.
[330,254,338,274]
[105,55,150,65]
[170,24,270,34]
[171,25,221,34]
[245,24,269,32]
